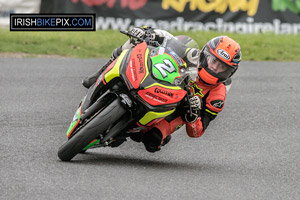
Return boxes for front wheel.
[58,99,126,161]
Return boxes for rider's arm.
[109,27,168,61]
[185,83,226,137]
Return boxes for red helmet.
[198,36,241,85]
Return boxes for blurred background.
[0,0,300,60]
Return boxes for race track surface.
[1,58,300,200]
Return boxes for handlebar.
[120,30,160,47]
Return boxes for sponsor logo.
[129,59,138,81]
[71,0,148,10]
[154,88,174,98]
[217,49,230,60]
[190,81,204,97]
[162,0,259,16]
[167,47,183,66]
[137,53,145,74]
[145,92,168,103]
[211,100,224,109]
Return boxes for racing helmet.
[198,36,241,85]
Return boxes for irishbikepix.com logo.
[10,14,96,31]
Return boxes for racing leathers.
[82,27,229,152]
[149,77,227,139]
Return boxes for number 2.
[154,59,176,78]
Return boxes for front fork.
[74,90,134,150]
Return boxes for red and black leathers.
[148,77,226,141]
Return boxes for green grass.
[1,28,300,61]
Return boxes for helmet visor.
[206,54,236,81]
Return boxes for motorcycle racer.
[82,27,241,153]
[82,26,200,88]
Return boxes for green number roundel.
[151,53,180,84]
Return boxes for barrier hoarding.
[0,0,41,27]
[40,0,300,34]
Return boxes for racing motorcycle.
[57,32,197,161]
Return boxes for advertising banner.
[40,0,300,34]
[0,0,41,27]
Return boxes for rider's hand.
[186,48,201,67]
[129,27,146,45]
[185,95,202,123]
[128,26,160,46]
[189,95,202,110]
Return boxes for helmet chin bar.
[198,68,218,85]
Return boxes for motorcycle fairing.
[95,59,117,88]
[102,49,129,85]
[125,42,149,89]
[137,109,175,126]
[151,53,182,84]
[137,83,187,106]
[66,106,82,137]
[101,42,150,90]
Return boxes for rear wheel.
[58,99,126,161]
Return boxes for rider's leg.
[141,116,184,152]
[82,45,123,88]
[82,40,135,88]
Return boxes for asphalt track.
[1,58,300,200]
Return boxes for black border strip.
[10,13,96,31]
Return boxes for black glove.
[185,95,202,123]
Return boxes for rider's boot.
[110,138,127,148]
[82,46,123,88]
[130,132,143,143]
[82,68,103,88]
[130,131,171,146]
[142,128,163,153]
[162,135,171,146]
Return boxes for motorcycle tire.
[57,98,126,161]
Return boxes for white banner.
[96,16,300,35]
[0,0,41,27]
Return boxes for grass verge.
[1,28,300,61]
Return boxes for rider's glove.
[129,26,159,46]
[129,27,146,45]
[184,95,202,123]
[185,48,201,67]
[189,95,202,109]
